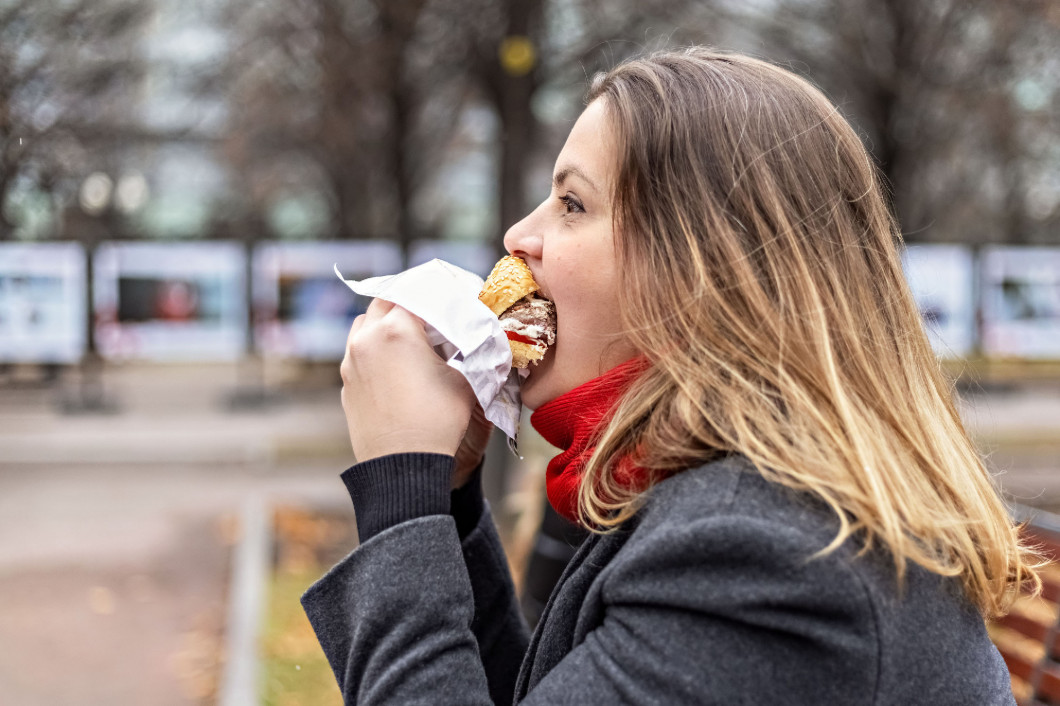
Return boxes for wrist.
[341,453,454,543]
[350,424,465,463]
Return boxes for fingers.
[346,298,396,342]
[347,313,366,342]
[364,297,395,321]
[341,300,436,401]
[468,402,490,429]
[453,402,494,488]
[338,299,477,461]
[345,299,421,352]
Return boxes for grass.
[259,506,358,706]
[942,357,1060,385]
[259,567,343,706]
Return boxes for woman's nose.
[503,204,544,260]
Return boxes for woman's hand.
[453,403,493,489]
[340,299,475,463]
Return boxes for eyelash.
[558,194,584,215]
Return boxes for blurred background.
[1,0,1058,703]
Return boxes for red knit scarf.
[529,357,651,525]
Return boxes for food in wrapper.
[478,256,556,369]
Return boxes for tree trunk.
[391,77,416,266]
[494,0,544,257]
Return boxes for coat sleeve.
[301,509,529,706]
[520,514,882,705]
[459,501,532,704]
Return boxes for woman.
[303,48,1039,705]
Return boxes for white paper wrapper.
[334,259,523,440]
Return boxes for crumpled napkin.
[334,259,523,440]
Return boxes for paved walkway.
[957,384,1060,511]
[0,362,1057,704]
[0,363,352,705]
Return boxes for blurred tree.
[0,0,151,240]
[217,0,710,259]
[694,0,1060,244]
[441,0,707,251]
[446,0,546,249]
[218,0,473,258]
[6,0,1056,250]
[216,0,1058,254]
[456,0,687,245]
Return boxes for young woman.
[303,47,1039,705]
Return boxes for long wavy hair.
[578,47,1040,618]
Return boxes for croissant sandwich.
[479,256,556,369]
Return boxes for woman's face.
[504,98,638,410]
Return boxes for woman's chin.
[518,351,556,411]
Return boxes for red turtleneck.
[530,357,651,525]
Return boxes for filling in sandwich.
[478,255,556,368]
[500,296,556,355]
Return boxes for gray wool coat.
[301,454,1016,705]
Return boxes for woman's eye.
[559,195,584,215]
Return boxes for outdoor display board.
[409,239,497,280]
[980,246,1060,358]
[93,241,247,361]
[253,241,402,359]
[0,242,87,363]
[901,244,976,358]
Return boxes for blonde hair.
[578,47,1041,618]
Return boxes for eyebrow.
[553,165,600,194]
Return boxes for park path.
[0,364,351,705]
